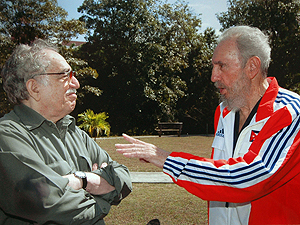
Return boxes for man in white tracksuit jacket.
[116,26,300,224]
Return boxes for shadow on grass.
[105,183,208,225]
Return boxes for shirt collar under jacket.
[13,103,76,131]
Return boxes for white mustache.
[214,81,226,89]
[66,89,77,94]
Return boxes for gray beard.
[219,74,251,112]
[220,94,244,112]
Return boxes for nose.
[69,75,80,89]
[211,66,220,83]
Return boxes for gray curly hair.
[1,39,58,104]
[218,26,271,77]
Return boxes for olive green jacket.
[0,104,132,224]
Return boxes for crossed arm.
[63,162,115,195]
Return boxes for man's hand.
[85,172,115,195]
[63,173,83,190]
[115,133,170,168]
[63,163,115,195]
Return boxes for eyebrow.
[211,60,225,66]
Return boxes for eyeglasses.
[34,71,76,80]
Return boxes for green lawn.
[96,135,214,225]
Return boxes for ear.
[246,56,261,79]
[26,79,41,101]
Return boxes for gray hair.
[218,26,271,77]
[1,39,58,104]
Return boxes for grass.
[96,135,214,225]
[97,135,214,172]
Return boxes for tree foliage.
[217,0,300,91]
[0,0,86,45]
[77,0,217,135]
[177,28,219,134]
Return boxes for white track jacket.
[163,77,300,224]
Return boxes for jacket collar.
[256,77,279,121]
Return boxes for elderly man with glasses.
[0,39,132,224]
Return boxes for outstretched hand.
[115,134,170,169]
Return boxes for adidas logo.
[216,128,224,138]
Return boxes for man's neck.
[238,78,269,132]
[22,100,61,123]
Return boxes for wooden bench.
[155,122,183,137]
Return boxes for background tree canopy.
[0,0,86,45]
[77,0,218,135]
[1,0,300,136]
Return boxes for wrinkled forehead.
[212,39,241,63]
[41,49,70,71]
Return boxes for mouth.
[219,87,226,95]
[214,82,226,95]
[66,89,77,102]
[66,89,77,95]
